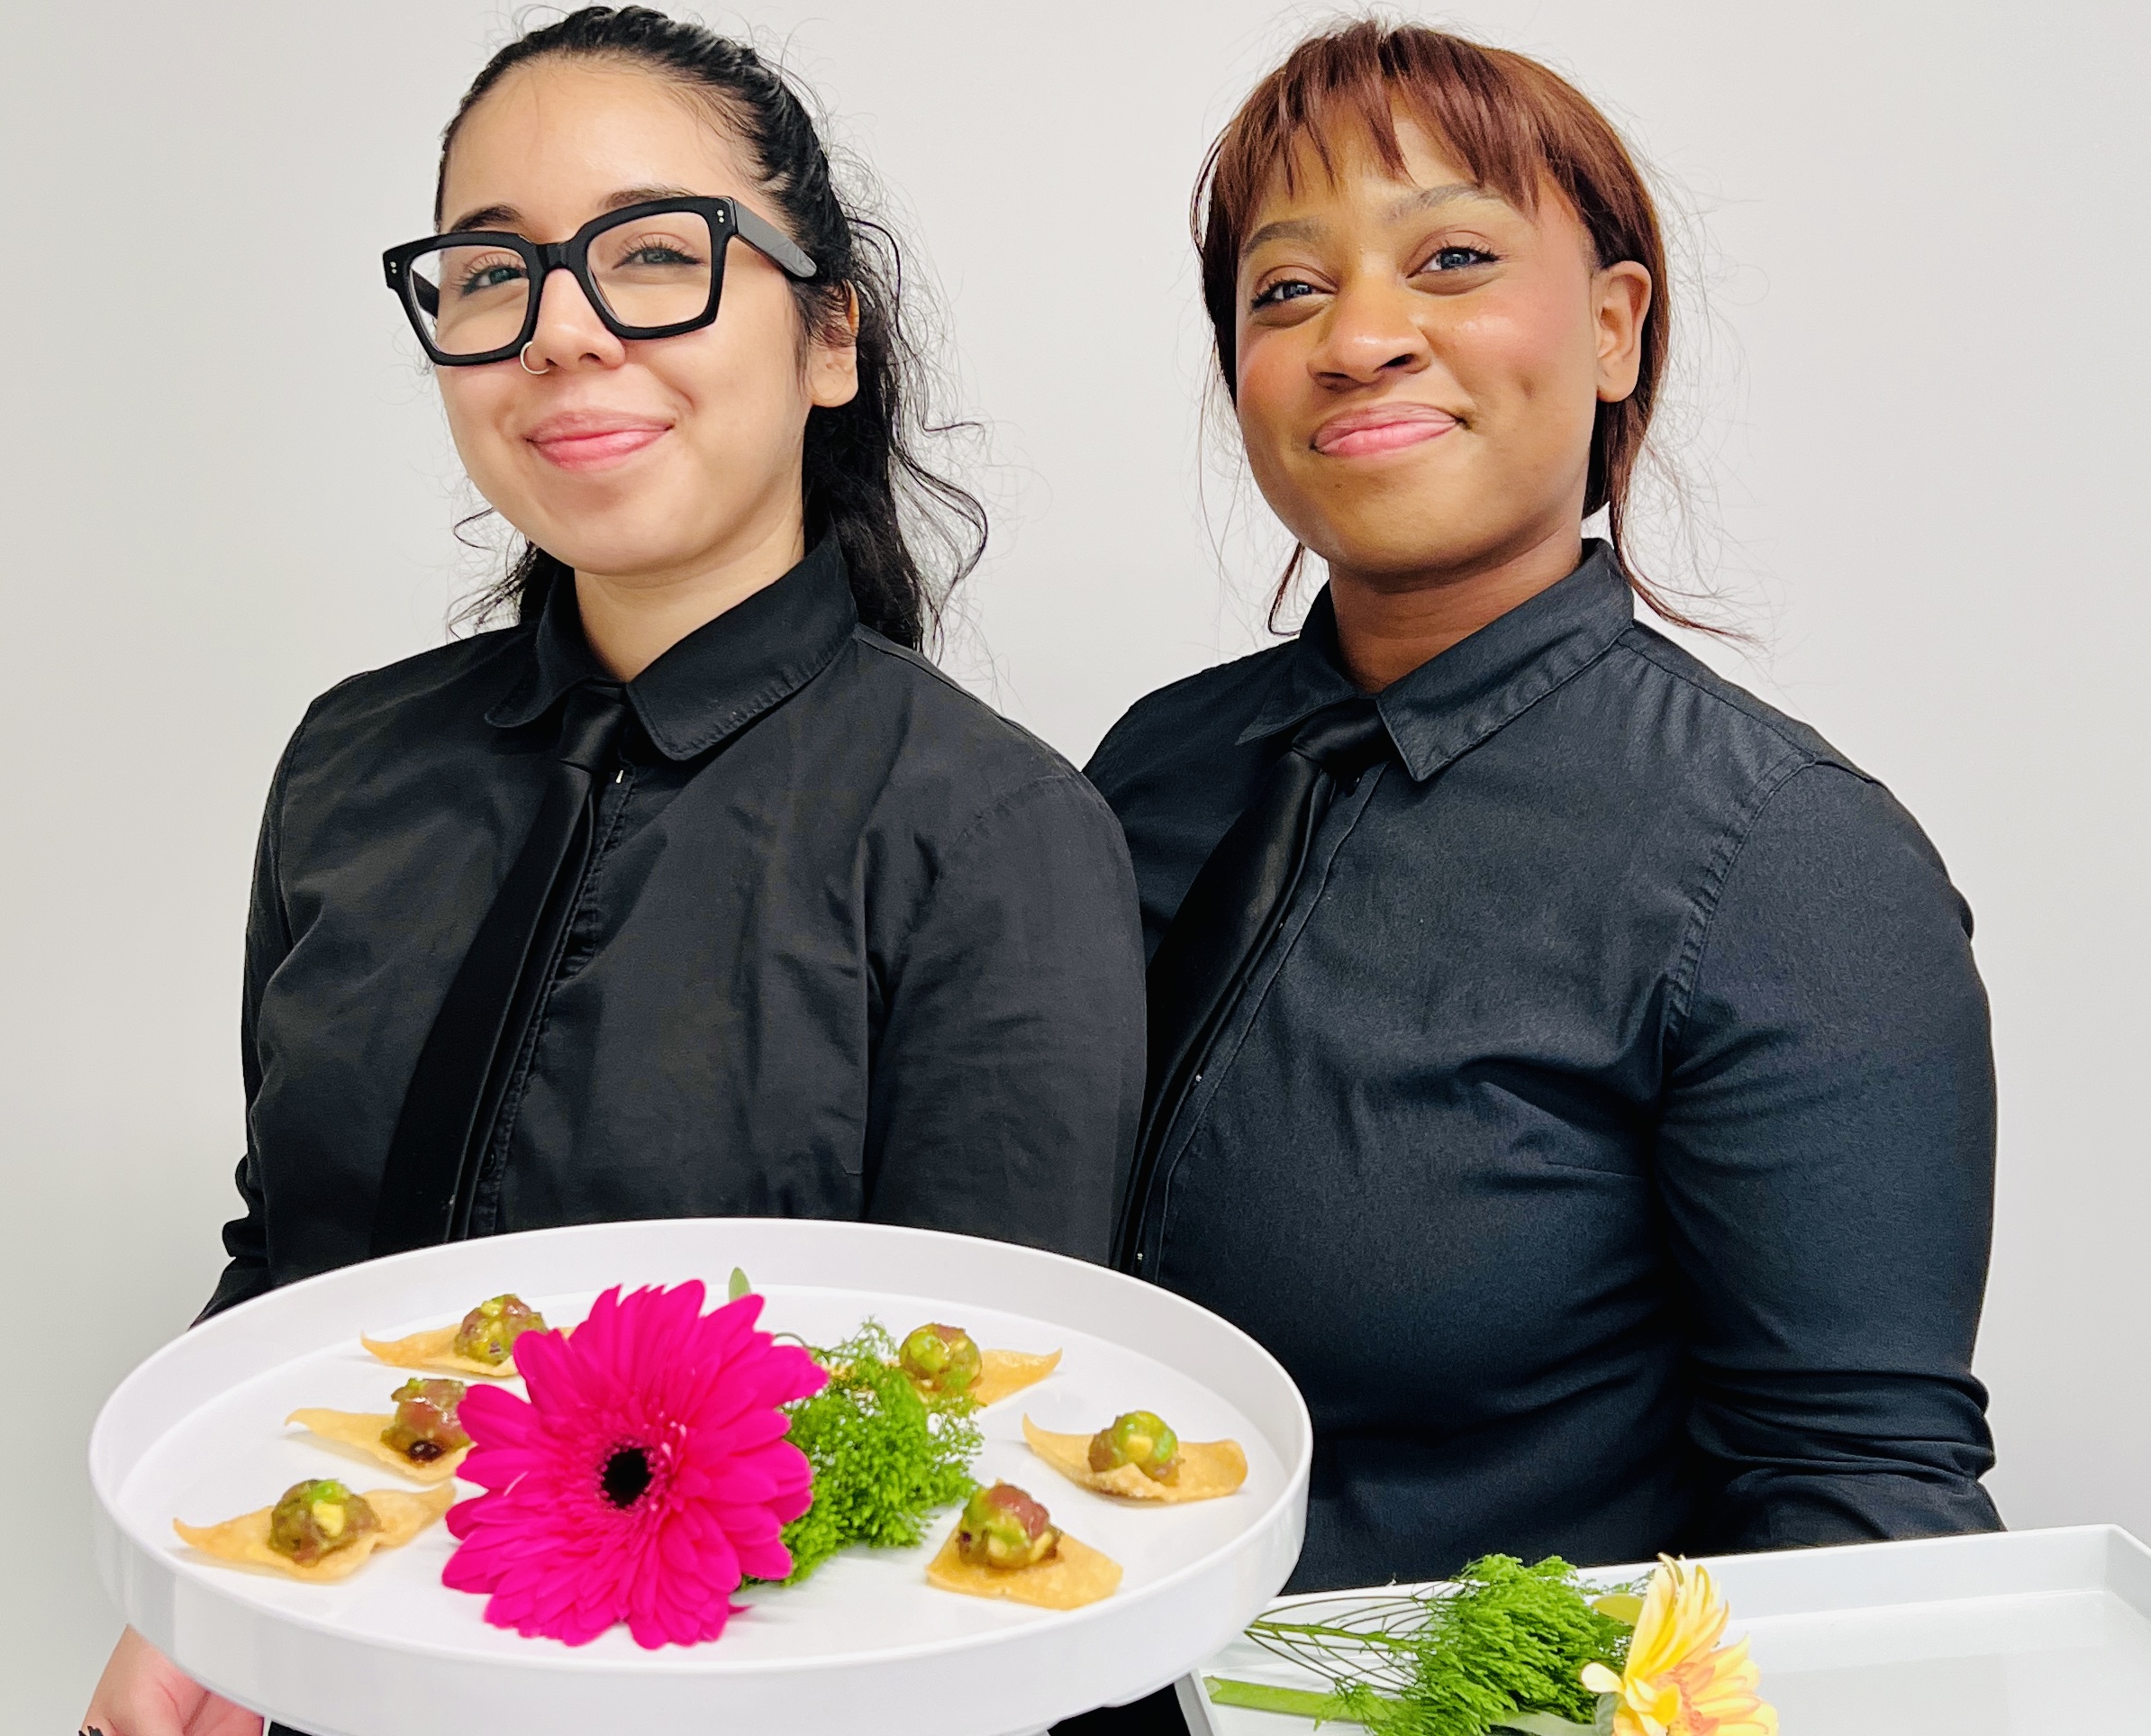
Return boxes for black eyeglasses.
[382,195,817,367]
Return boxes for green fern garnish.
[1209,1555,1638,1735]
[769,1320,981,1585]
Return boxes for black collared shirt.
[208,541,1146,1313]
[1086,544,2000,1589]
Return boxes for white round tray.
[91,1218,1311,1736]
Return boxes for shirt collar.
[1239,540,1636,782]
[486,536,859,760]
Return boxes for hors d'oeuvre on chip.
[925,1482,1121,1610]
[174,1477,454,1581]
[897,1322,1060,1407]
[362,1292,546,1378]
[286,1377,472,1483]
[1022,1410,1248,1502]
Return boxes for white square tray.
[1175,1524,2151,1735]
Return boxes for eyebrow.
[1240,182,1499,257]
[441,184,709,236]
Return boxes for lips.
[1312,403,1460,459]
[525,412,671,473]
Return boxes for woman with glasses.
[84,8,1142,1731]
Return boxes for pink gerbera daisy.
[441,1279,827,1648]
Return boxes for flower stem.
[1203,1678,1595,1736]
[1203,1678,1384,1723]
[1248,1617,1422,1650]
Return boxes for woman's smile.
[1311,401,1460,458]
[523,409,672,472]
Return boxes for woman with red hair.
[1070,25,1998,1724]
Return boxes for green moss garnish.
[769,1321,981,1585]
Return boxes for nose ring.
[520,342,551,377]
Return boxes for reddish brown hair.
[1197,20,1702,631]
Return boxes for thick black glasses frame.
[381,195,818,367]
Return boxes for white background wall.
[4,1,2145,1727]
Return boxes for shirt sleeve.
[862,773,1147,1264]
[197,725,303,1321]
[1657,760,2001,1550]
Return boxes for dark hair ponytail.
[437,5,982,650]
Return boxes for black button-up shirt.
[1086,544,2000,1590]
[208,541,1146,1314]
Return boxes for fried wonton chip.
[925,1526,1121,1610]
[173,1484,454,1582]
[1022,1415,1248,1502]
[897,1346,1061,1407]
[360,1325,519,1379]
[285,1409,470,1484]
[973,1349,1062,1407]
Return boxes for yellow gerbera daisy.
[1580,1556,1777,1736]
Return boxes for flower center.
[600,1445,654,1508]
